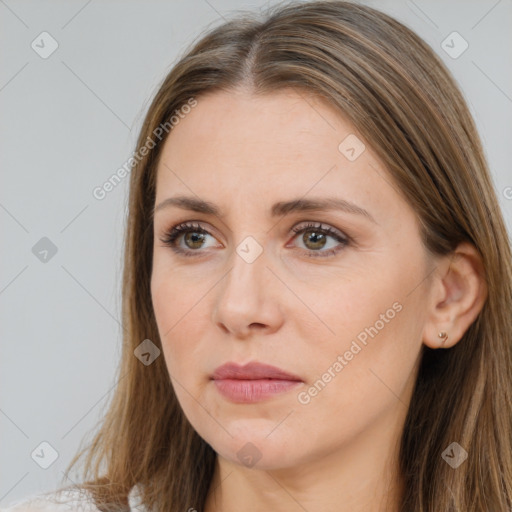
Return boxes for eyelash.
[159,221,351,258]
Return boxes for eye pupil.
[303,230,326,250]
[185,231,205,249]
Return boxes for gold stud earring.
[438,331,448,346]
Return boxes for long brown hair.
[60,1,512,510]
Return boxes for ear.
[422,242,488,349]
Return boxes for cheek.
[150,264,212,381]
[310,238,427,349]
[293,258,426,425]
[150,268,182,348]
[151,255,202,329]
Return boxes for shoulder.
[0,485,145,512]
[0,487,98,511]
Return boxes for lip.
[211,362,303,403]
[212,361,303,381]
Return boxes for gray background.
[1,0,511,506]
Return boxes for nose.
[211,241,284,339]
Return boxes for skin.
[150,87,487,512]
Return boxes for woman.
[3,1,511,511]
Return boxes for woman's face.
[151,88,435,471]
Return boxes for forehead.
[157,88,365,183]
[152,88,411,228]
[169,88,344,145]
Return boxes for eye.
[158,222,220,257]
[158,221,351,258]
[288,222,350,258]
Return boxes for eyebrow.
[152,195,376,223]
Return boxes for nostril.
[249,322,266,329]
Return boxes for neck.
[204,402,406,512]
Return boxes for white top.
[0,485,145,512]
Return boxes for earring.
[438,331,448,346]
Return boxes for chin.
[204,426,304,470]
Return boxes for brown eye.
[183,231,207,250]
[160,221,350,259]
[159,222,218,256]
[290,222,350,258]
[301,229,328,250]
